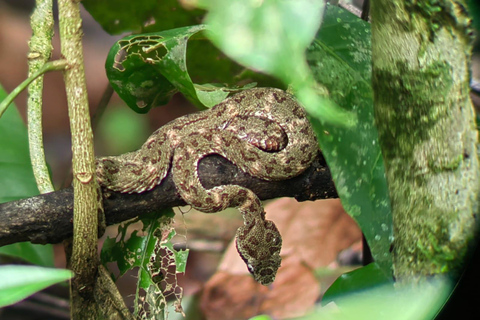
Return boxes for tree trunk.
[371,0,479,280]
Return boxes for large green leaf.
[0,265,72,308]
[307,5,393,275]
[0,85,54,267]
[82,0,205,35]
[200,0,355,126]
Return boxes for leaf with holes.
[101,210,169,288]
[106,25,255,113]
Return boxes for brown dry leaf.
[200,198,362,320]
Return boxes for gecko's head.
[235,219,282,286]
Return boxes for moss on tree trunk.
[371,0,479,280]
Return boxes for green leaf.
[101,210,188,317]
[0,85,39,203]
[101,221,158,287]
[201,0,355,126]
[193,86,230,108]
[82,0,205,35]
[306,5,393,275]
[106,25,251,113]
[105,30,181,114]
[0,85,54,267]
[0,265,72,308]
[299,276,452,320]
[322,263,393,306]
[0,243,54,267]
[100,209,175,289]
[158,229,189,273]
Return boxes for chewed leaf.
[100,209,187,317]
[100,210,171,282]
[106,25,252,113]
[106,26,202,113]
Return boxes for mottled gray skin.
[96,88,318,285]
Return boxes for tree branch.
[0,152,337,247]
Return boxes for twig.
[0,60,67,119]
[28,0,56,193]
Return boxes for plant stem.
[0,60,66,119]
[57,0,99,318]
[28,0,55,194]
